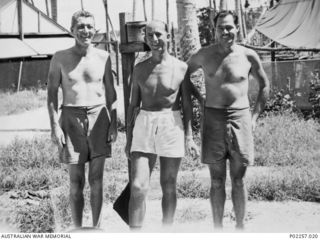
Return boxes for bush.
[0,89,47,116]
[15,200,55,233]
[254,112,320,167]
[247,167,320,202]
[0,136,66,191]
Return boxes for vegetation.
[0,89,47,116]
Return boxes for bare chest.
[204,54,251,84]
[139,65,184,94]
[62,56,105,84]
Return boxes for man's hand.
[251,115,258,132]
[186,137,200,159]
[108,121,118,143]
[125,141,131,160]
[51,126,65,151]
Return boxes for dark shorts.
[59,104,111,164]
[201,107,254,166]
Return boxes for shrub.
[0,89,47,116]
[254,112,320,167]
[177,173,209,199]
[15,199,55,233]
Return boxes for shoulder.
[52,48,72,61]
[240,45,259,60]
[172,56,188,71]
[92,47,110,61]
[188,44,216,64]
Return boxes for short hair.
[213,10,238,26]
[71,10,95,29]
[146,20,168,33]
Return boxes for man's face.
[145,22,168,52]
[71,16,95,47]
[215,14,239,46]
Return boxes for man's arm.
[125,68,141,158]
[181,68,200,158]
[47,53,65,148]
[104,54,118,142]
[248,49,270,129]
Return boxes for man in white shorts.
[125,20,199,229]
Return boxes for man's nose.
[152,34,158,41]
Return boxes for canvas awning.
[0,38,38,59]
[256,0,320,49]
[24,37,74,55]
[0,37,74,59]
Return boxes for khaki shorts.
[131,110,185,158]
[59,104,111,164]
[201,107,254,166]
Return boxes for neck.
[151,50,169,63]
[73,43,92,56]
[219,42,237,54]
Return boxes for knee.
[69,178,85,199]
[160,176,176,194]
[232,177,244,188]
[131,180,149,199]
[210,177,225,190]
[88,174,103,189]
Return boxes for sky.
[31,0,268,32]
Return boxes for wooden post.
[17,61,23,92]
[17,0,23,41]
[119,12,135,126]
[103,0,111,52]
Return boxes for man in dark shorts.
[187,10,269,229]
[47,10,117,228]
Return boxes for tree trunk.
[176,0,201,61]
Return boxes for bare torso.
[56,46,108,106]
[134,55,187,111]
[199,45,252,109]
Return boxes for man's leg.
[68,164,86,228]
[88,156,106,227]
[208,161,227,229]
[159,157,181,225]
[129,152,156,229]
[230,159,247,229]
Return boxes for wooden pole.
[119,12,135,125]
[17,61,23,92]
[17,0,23,40]
[45,0,50,17]
[103,0,110,52]
[152,0,155,20]
[132,0,137,21]
[143,0,147,21]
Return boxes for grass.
[0,89,47,116]
[0,93,320,231]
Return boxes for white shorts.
[131,110,185,158]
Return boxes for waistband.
[139,109,181,116]
[60,104,106,112]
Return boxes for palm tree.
[176,0,201,61]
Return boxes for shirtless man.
[125,20,199,229]
[188,11,269,229]
[47,10,117,228]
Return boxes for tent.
[256,0,320,48]
[0,0,74,60]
